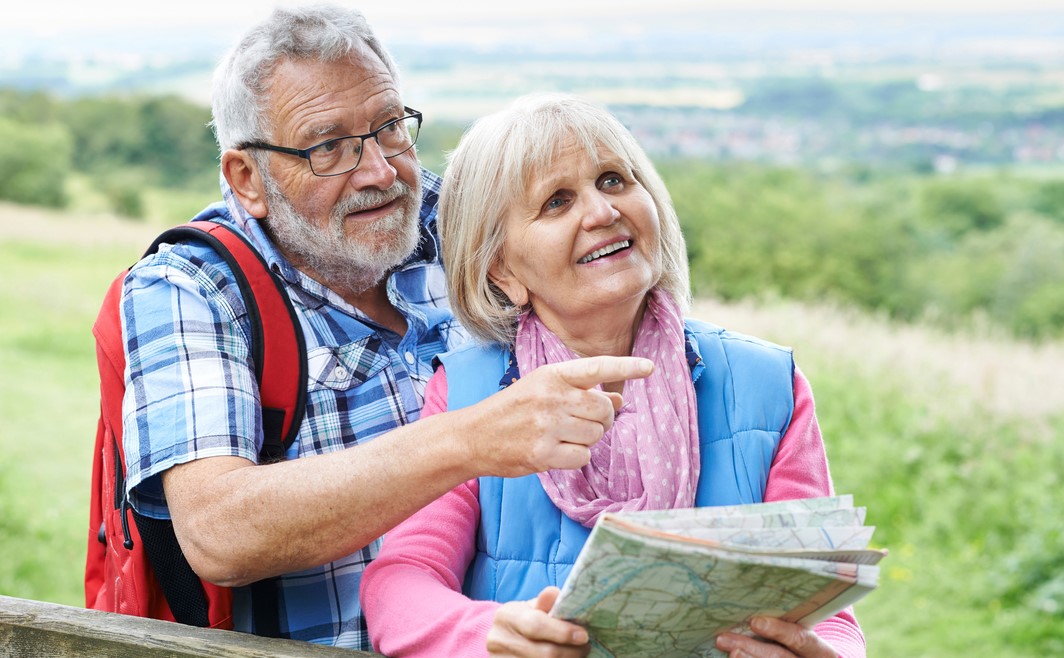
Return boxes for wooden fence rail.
[0,595,383,657]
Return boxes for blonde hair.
[439,93,690,345]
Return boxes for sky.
[4,0,1063,35]
[3,1,1061,83]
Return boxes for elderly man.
[119,5,649,650]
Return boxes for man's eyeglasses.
[240,107,422,177]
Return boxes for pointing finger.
[555,356,653,390]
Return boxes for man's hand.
[487,586,591,658]
[459,355,654,478]
[162,355,652,586]
[716,616,839,658]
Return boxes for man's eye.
[318,140,341,153]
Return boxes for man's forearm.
[163,411,477,586]
[164,355,653,586]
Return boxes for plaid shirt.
[121,168,464,648]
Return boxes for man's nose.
[347,137,398,190]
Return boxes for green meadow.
[1,203,1062,657]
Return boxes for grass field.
[1,203,1062,656]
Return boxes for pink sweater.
[362,366,866,658]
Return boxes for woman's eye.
[599,173,624,189]
[540,191,574,215]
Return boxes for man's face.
[257,52,422,293]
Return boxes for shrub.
[0,117,71,207]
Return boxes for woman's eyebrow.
[526,173,567,201]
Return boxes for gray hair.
[210,3,400,151]
[439,93,691,346]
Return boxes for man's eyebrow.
[369,104,404,125]
[302,123,344,142]
[298,103,405,143]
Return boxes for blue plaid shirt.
[121,168,464,648]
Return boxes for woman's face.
[490,140,663,333]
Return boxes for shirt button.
[334,366,348,379]
[404,351,415,365]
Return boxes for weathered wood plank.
[0,595,383,657]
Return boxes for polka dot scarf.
[514,288,700,528]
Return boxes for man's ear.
[221,149,268,219]
[488,259,529,308]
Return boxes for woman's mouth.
[578,239,631,264]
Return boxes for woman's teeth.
[579,240,631,264]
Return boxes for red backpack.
[85,221,307,633]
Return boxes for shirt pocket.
[306,338,390,392]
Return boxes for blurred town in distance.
[3,9,1063,174]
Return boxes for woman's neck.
[534,296,649,359]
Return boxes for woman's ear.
[221,149,268,219]
[488,259,529,308]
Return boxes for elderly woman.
[361,94,865,658]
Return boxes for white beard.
[262,174,422,294]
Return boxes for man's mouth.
[348,198,395,216]
[346,197,398,217]
[338,182,409,218]
[578,239,631,264]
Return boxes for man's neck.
[264,229,410,336]
[340,281,407,336]
[292,259,407,336]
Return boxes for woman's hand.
[486,586,591,657]
[716,617,839,658]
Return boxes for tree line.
[664,161,1064,340]
[0,89,217,214]
[2,88,1061,339]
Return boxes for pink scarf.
[514,289,700,528]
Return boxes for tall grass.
[693,299,1064,657]
[1,206,1061,656]
[0,206,155,605]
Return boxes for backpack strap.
[146,222,308,460]
[134,220,307,633]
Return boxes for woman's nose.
[582,190,621,229]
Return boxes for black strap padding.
[132,510,211,627]
[249,577,283,638]
[260,407,287,463]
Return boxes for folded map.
[550,495,886,658]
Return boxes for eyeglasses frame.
[239,107,422,177]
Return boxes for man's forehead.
[263,52,400,136]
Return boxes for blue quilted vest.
[437,319,795,603]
